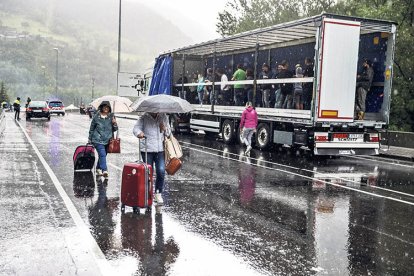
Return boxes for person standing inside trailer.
[196,74,205,107]
[216,68,230,105]
[245,69,255,105]
[231,64,246,106]
[275,60,294,109]
[355,58,374,120]
[294,65,304,110]
[302,57,314,110]
[239,101,258,155]
[259,63,272,108]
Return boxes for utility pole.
[53,48,59,98]
[117,0,122,93]
[91,77,95,101]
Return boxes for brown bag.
[107,131,120,153]
[165,157,182,175]
[164,135,183,160]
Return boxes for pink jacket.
[240,106,258,129]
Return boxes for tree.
[216,0,338,36]
[0,81,10,103]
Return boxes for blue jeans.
[141,151,165,193]
[94,143,108,171]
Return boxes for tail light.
[368,133,379,142]
[315,133,329,142]
[42,108,49,111]
[26,108,32,112]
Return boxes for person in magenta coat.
[239,102,258,155]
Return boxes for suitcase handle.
[139,136,148,164]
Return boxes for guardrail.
[0,108,6,135]
[382,131,414,148]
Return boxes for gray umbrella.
[130,94,194,113]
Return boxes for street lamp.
[41,66,46,97]
[117,0,122,91]
[53,48,59,98]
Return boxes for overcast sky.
[129,0,227,43]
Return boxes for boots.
[357,111,365,120]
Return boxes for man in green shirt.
[232,64,246,106]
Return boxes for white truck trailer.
[150,13,397,156]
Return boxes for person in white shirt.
[216,68,230,105]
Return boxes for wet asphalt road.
[1,112,414,275]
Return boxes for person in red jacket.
[239,102,258,155]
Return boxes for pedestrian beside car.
[25,97,31,108]
[133,112,172,205]
[88,101,118,178]
[13,97,21,120]
[239,101,258,155]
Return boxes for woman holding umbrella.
[133,112,171,205]
[88,101,118,177]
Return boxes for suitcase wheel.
[121,204,125,213]
[133,207,139,213]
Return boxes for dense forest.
[0,0,190,105]
[217,0,414,131]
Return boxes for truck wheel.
[222,119,236,144]
[256,123,271,149]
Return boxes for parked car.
[26,101,50,121]
[48,100,65,116]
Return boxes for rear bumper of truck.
[314,142,380,155]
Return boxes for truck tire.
[222,119,236,144]
[256,123,271,149]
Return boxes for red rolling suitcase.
[73,144,95,171]
[121,138,153,211]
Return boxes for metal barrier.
[0,108,6,135]
[383,131,414,148]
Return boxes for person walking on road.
[133,112,172,205]
[88,101,118,178]
[13,97,21,120]
[239,101,258,155]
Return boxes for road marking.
[181,141,414,199]
[349,155,414,168]
[181,144,414,207]
[17,120,114,276]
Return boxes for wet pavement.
[1,113,414,275]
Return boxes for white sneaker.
[103,171,109,178]
[96,169,103,176]
[245,145,252,155]
[154,193,164,205]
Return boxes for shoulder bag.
[108,130,121,153]
[164,135,183,175]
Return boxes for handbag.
[165,157,182,176]
[164,135,183,161]
[107,131,121,153]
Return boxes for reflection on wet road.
[9,114,414,275]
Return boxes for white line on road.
[181,141,414,199]
[17,120,114,276]
[348,155,414,169]
[181,144,414,207]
